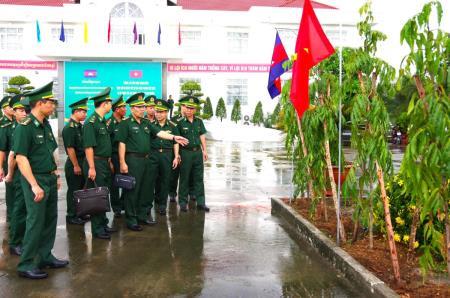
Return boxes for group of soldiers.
[0,81,209,279]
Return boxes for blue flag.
[36,20,41,43]
[59,21,65,42]
[157,23,161,45]
[267,31,289,99]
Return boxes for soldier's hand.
[4,174,12,183]
[0,168,4,182]
[203,151,208,162]
[120,162,128,174]
[32,184,45,202]
[174,136,189,146]
[73,165,82,176]
[172,156,180,169]
[88,167,96,181]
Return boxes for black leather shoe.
[9,246,22,256]
[18,269,48,279]
[138,219,157,226]
[197,205,210,212]
[104,226,117,233]
[66,217,86,225]
[40,259,69,269]
[159,209,167,216]
[94,232,111,240]
[127,224,143,231]
[180,206,188,212]
[169,195,176,203]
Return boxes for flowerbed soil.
[281,198,450,298]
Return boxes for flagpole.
[336,5,343,247]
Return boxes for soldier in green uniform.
[0,95,15,222]
[3,94,29,256]
[149,99,180,216]
[83,87,116,240]
[62,98,88,225]
[116,93,188,231]
[145,95,156,123]
[106,95,126,218]
[177,96,209,212]
[14,82,68,279]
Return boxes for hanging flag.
[59,21,66,42]
[178,22,181,45]
[157,23,161,45]
[290,0,334,118]
[133,22,138,44]
[36,20,41,43]
[84,22,88,43]
[267,31,289,99]
[107,16,111,43]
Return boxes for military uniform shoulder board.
[19,118,31,125]
[106,119,112,126]
[0,122,12,128]
[88,115,96,123]
[169,120,177,127]
[122,116,129,121]
[69,121,75,128]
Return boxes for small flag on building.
[36,20,41,43]
[178,22,181,45]
[84,22,88,43]
[133,22,138,44]
[84,69,97,78]
[267,30,289,99]
[59,20,65,42]
[130,70,143,78]
[157,23,161,45]
[107,16,111,43]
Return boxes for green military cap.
[179,95,200,108]
[126,92,146,107]
[112,95,126,110]
[89,87,112,104]
[69,97,88,111]
[144,95,156,106]
[26,81,55,104]
[1,95,12,109]
[154,99,171,111]
[9,94,29,110]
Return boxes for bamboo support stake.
[296,115,315,201]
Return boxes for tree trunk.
[376,160,401,283]
[351,209,359,243]
[297,116,315,201]
[324,122,346,243]
[368,178,374,249]
[407,206,420,262]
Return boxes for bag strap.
[83,178,98,189]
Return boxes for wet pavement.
[0,140,365,297]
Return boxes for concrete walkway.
[0,141,360,297]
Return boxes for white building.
[0,0,361,131]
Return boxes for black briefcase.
[114,174,136,190]
[74,179,111,217]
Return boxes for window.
[227,32,248,54]
[277,28,297,54]
[51,27,74,43]
[0,27,23,50]
[226,79,248,105]
[181,30,201,53]
[2,76,11,95]
[110,2,144,45]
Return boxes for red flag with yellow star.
[290,0,335,118]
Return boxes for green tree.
[271,102,281,127]
[180,80,203,97]
[215,97,227,122]
[230,99,242,123]
[202,96,214,119]
[252,101,264,126]
[6,75,34,95]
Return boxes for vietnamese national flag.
[267,31,289,99]
[290,0,335,118]
[130,70,143,78]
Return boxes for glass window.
[181,30,201,53]
[226,79,248,105]
[227,32,248,54]
[110,2,143,18]
[0,27,24,50]
[51,27,75,43]
[110,2,144,45]
[2,76,11,95]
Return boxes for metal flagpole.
[336,5,343,246]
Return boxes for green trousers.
[18,173,58,271]
[64,156,84,219]
[123,156,151,226]
[110,154,124,213]
[83,159,111,236]
[9,170,26,248]
[169,162,195,198]
[4,160,15,222]
[149,150,173,212]
[179,149,205,207]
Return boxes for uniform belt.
[182,146,201,152]
[126,152,149,158]
[152,148,172,153]
[94,156,109,160]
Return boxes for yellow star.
[292,53,298,61]
[304,48,309,53]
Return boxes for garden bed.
[280,198,450,298]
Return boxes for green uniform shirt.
[13,114,57,173]
[106,116,121,154]
[62,118,84,157]
[116,116,160,154]
[150,120,179,150]
[83,112,112,158]
[177,117,207,149]
[0,118,15,152]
